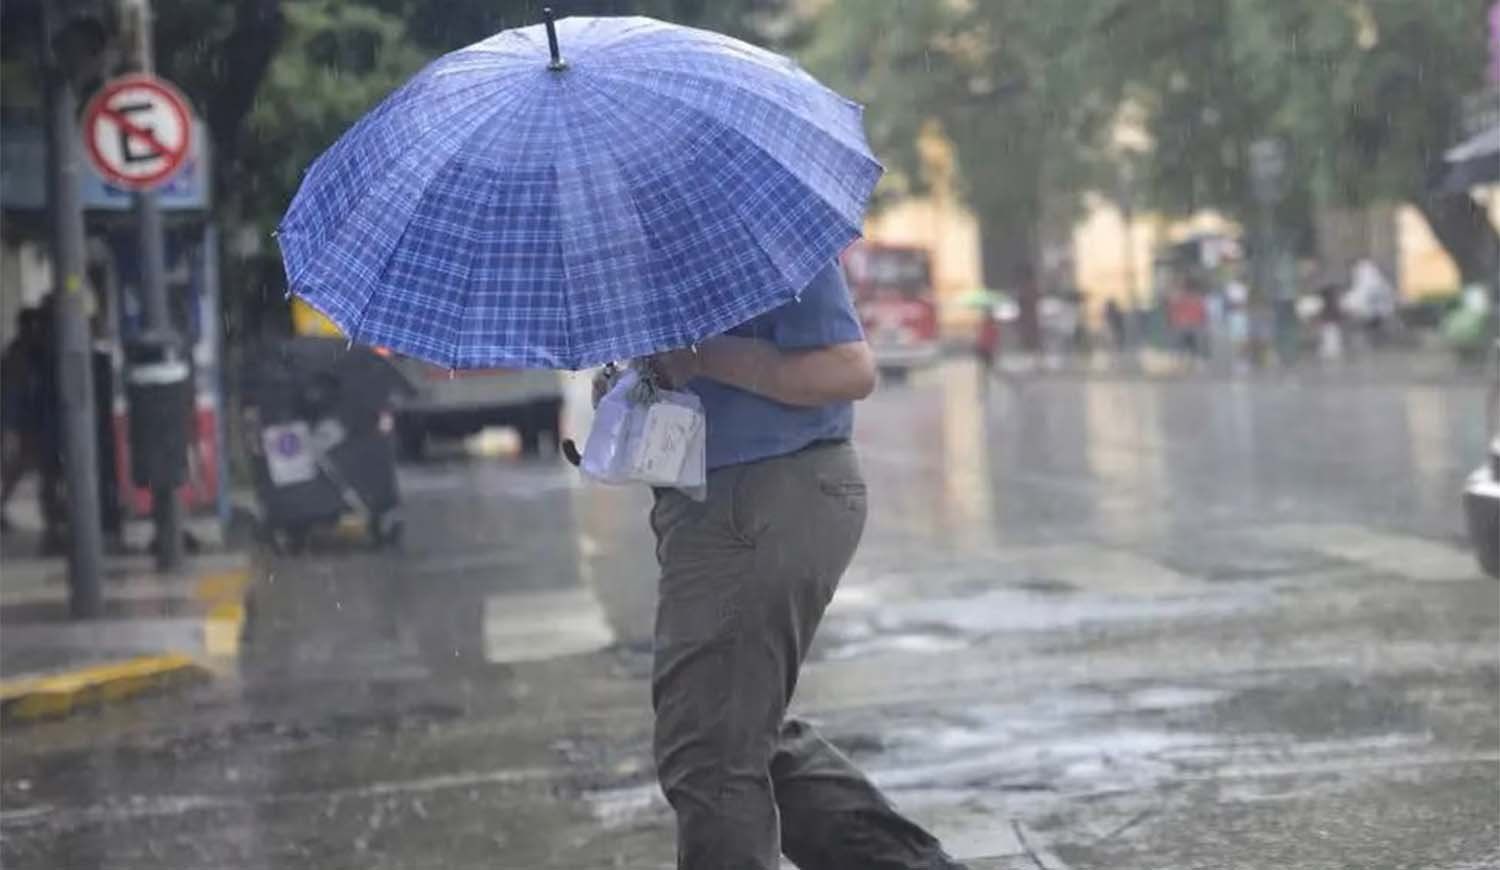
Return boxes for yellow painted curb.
[0,654,210,723]
[203,601,246,658]
[194,568,252,605]
[196,567,251,659]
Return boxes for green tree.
[235,1,426,234]
[156,0,286,212]
[805,0,1497,300]
[1092,0,1498,288]
[805,1,1110,344]
[364,0,791,55]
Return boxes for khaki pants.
[650,442,961,870]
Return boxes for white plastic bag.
[581,368,706,499]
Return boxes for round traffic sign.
[81,74,195,191]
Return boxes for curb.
[195,567,251,659]
[0,654,211,722]
[0,564,251,723]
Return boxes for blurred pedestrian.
[0,302,65,549]
[1318,280,1345,362]
[1224,274,1252,371]
[91,320,123,550]
[626,261,967,870]
[1,308,43,531]
[1039,293,1080,369]
[1104,298,1128,352]
[1345,258,1398,349]
[1168,284,1208,363]
[975,303,1001,389]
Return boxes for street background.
[2,1,1499,868]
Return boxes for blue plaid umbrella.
[278,13,882,370]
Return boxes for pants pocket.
[817,477,868,514]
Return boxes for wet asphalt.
[2,360,1497,869]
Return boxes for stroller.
[243,337,411,552]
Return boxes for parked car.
[1464,338,1500,579]
[389,361,564,461]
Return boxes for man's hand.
[591,363,623,408]
[645,348,702,389]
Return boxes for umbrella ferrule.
[543,8,568,71]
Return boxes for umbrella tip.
[543,7,567,71]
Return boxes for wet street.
[2,362,1497,870]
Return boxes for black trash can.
[124,335,192,491]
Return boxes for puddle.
[1202,676,1426,739]
[583,783,665,829]
[817,587,1260,661]
[1125,686,1228,711]
[482,587,615,664]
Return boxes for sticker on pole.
[81,75,195,192]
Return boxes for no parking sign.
[81,74,195,192]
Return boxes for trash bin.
[125,335,192,490]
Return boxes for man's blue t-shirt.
[690,261,865,470]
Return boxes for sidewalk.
[982,344,1490,383]
[0,532,252,723]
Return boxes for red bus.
[840,241,941,373]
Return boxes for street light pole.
[41,5,105,618]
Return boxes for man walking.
[642,260,966,870]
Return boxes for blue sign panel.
[0,122,211,212]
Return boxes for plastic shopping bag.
[581,368,706,499]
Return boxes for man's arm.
[652,335,876,407]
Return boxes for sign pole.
[128,0,184,572]
[41,5,105,618]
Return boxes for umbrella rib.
[699,123,870,296]
[445,183,493,370]
[342,85,548,348]
[544,98,578,369]
[283,72,516,260]
[586,72,879,231]
[565,75,732,350]
[567,73,810,350]
[588,65,871,161]
[548,76,664,365]
[588,27,796,79]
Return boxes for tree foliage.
[806,0,1497,290]
[199,0,790,235]
[806,1,1113,293]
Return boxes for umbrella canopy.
[278,14,882,371]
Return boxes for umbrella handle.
[543,8,567,71]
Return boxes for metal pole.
[42,10,105,618]
[131,0,184,571]
[139,194,184,572]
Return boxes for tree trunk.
[1415,190,1500,300]
[979,217,1040,351]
